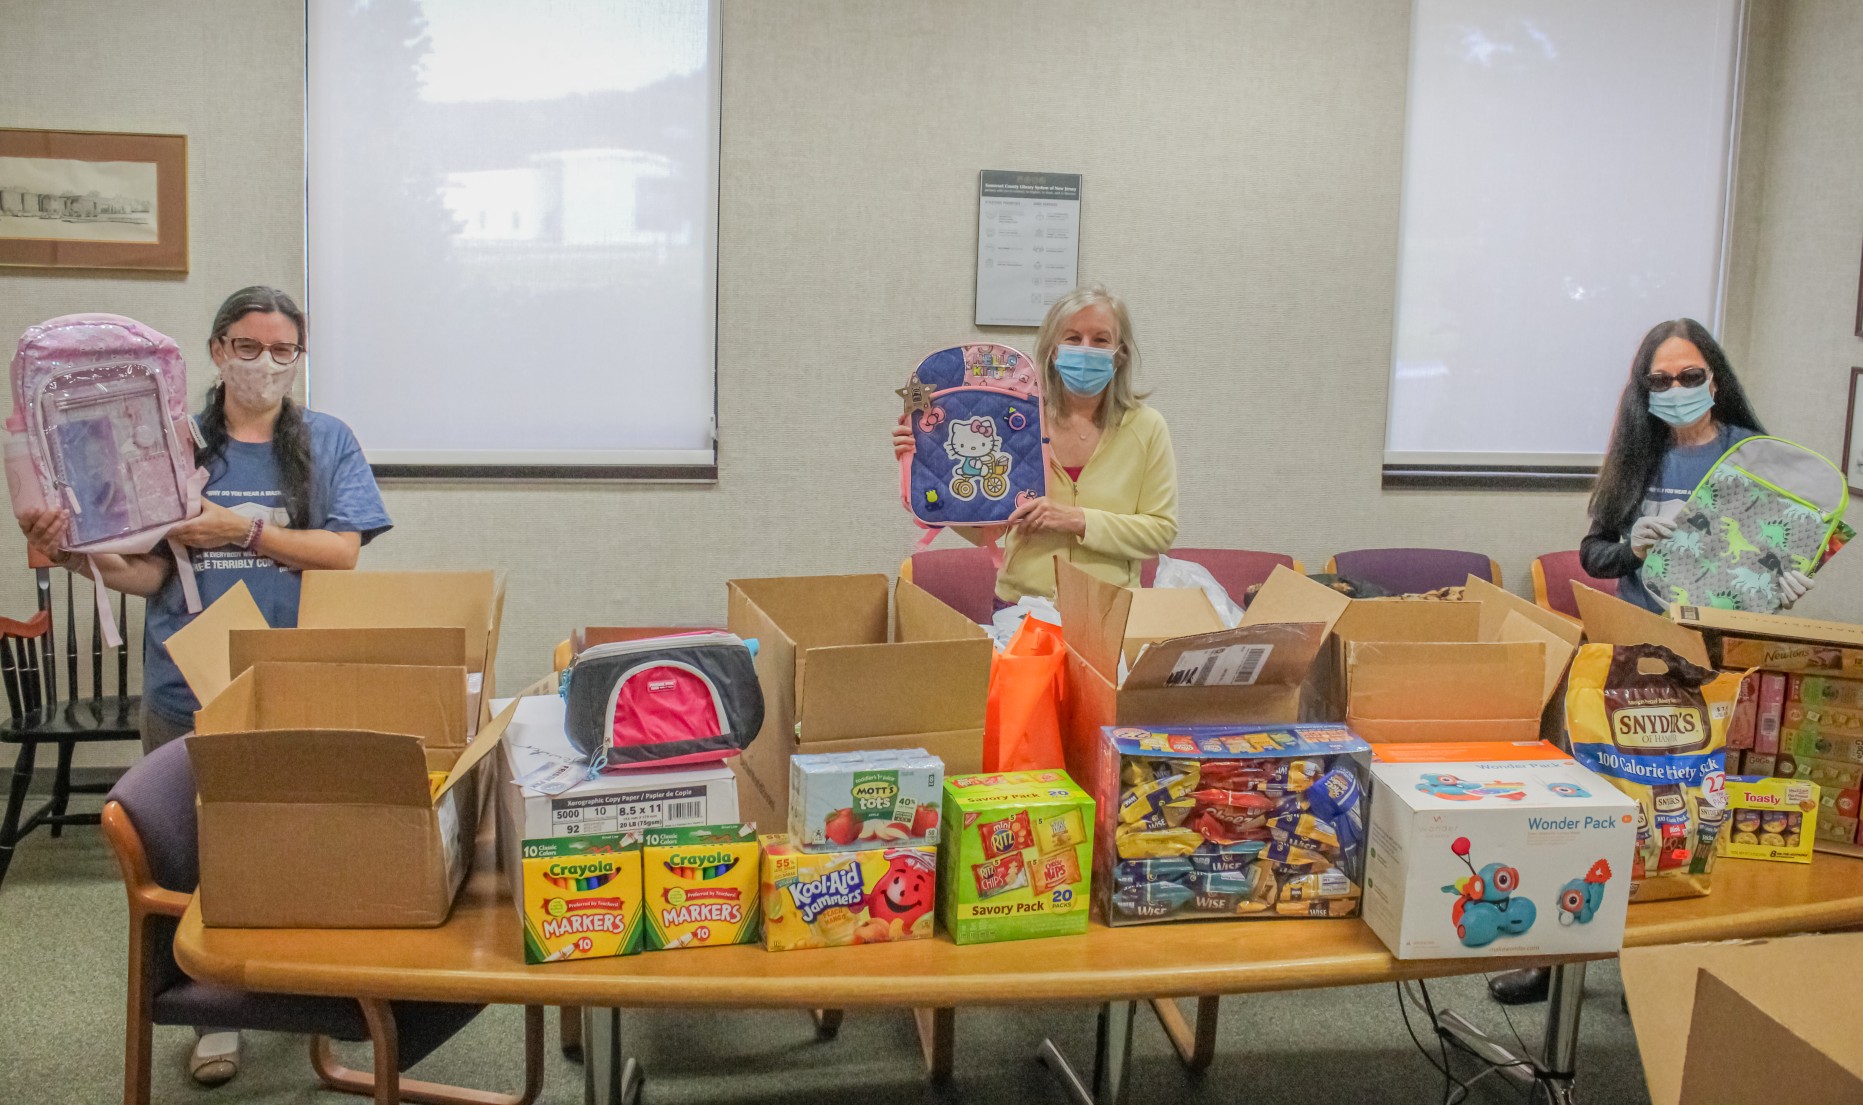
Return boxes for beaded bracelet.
[244,517,266,553]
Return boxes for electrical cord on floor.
[1395,981,1482,1105]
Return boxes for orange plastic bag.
[984,614,1067,772]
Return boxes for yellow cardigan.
[975,403,1179,603]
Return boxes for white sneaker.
[189,1031,241,1086]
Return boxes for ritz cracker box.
[938,771,1095,944]
[515,832,644,964]
[761,837,938,950]
[641,825,762,950]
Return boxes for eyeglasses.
[1645,367,1709,391]
[224,337,304,365]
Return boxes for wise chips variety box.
[938,771,1094,944]
[641,824,762,950]
[789,749,943,851]
[760,836,937,950]
[517,832,644,964]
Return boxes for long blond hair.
[1033,284,1145,428]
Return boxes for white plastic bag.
[986,594,1061,651]
[1152,554,1245,629]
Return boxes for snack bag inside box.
[760,835,937,950]
[642,824,761,949]
[938,770,1093,944]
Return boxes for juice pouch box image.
[642,824,761,950]
[760,834,937,951]
[789,749,944,851]
[1717,777,1819,863]
[517,832,644,964]
[1095,724,1372,926]
[938,771,1093,944]
[1565,644,1743,902]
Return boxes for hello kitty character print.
[899,341,1046,548]
[944,416,1011,501]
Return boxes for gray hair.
[1033,284,1146,428]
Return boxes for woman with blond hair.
[893,284,1177,604]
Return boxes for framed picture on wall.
[1846,367,1863,495]
[0,128,187,273]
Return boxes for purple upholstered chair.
[1326,548,1501,596]
[102,737,543,1105]
[1139,549,1303,603]
[901,547,999,623]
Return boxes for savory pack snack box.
[1095,724,1370,925]
[938,771,1094,944]
[760,836,937,950]
[516,832,644,963]
[1717,777,1818,864]
[641,824,762,950]
[1363,742,1636,960]
[789,749,943,851]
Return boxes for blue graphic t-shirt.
[1620,423,1755,612]
[142,410,391,724]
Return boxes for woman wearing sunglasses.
[1580,317,1798,613]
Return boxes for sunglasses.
[1645,367,1709,392]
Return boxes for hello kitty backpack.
[1639,436,1850,614]
[899,343,1047,551]
[6,314,207,645]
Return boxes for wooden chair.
[1532,551,1617,622]
[1326,548,1502,595]
[103,736,544,1105]
[0,565,141,891]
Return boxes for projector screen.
[306,0,719,475]
[1386,0,1743,474]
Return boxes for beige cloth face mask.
[219,353,299,409]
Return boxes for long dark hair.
[1589,318,1766,536]
[200,286,313,529]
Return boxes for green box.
[938,770,1094,944]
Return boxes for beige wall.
[1,1,1856,770]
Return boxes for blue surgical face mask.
[1054,344,1116,396]
[1648,382,1714,428]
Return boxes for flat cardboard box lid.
[1670,604,1863,650]
[1622,932,1863,1105]
[229,627,468,681]
[1054,559,1225,682]
[1123,620,1329,691]
[164,581,269,706]
[1238,564,1352,632]
[1574,583,1712,667]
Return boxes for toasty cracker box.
[760,835,937,951]
[641,824,761,950]
[517,832,644,964]
[937,771,1094,945]
[1717,777,1819,864]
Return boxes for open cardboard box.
[724,574,990,829]
[1622,931,1863,1104]
[189,661,520,928]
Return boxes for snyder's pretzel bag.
[1565,644,1743,902]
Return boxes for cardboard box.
[1726,673,1758,750]
[1793,673,1863,707]
[725,575,989,829]
[938,770,1094,944]
[1718,777,1818,863]
[189,661,517,927]
[515,832,644,963]
[641,824,762,950]
[1679,603,1863,675]
[1622,932,1863,1105]
[1757,672,1787,754]
[760,835,938,950]
[1361,742,1636,959]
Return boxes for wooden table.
[175,853,1863,1104]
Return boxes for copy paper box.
[938,770,1094,944]
[1055,561,1335,810]
[1622,932,1863,1105]
[189,661,519,928]
[641,824,761,949]
[725,575,989,828]
[760,835,937,951]
[1361,742,1636,960]
[516,832,644,964]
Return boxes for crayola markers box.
[642,824,761,950]
[517,832,643,964]
[938,771,1093,944]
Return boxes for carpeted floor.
[0,815,1654,1105]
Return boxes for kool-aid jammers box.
[641,824,761,950]
[937,770,1093,944]
[789,749,944,851]
[760,835,937,950]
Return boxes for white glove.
[1630,516,1677,558]
[1778,570,1814,608]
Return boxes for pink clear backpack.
[6,314,207,646]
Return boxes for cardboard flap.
[895,578,989,643]
[434,685,529,798]
[165,582,270,704]
[195,663,468,749]
[1124,621,1327,691]
[1055,559,1133,682]
[1676,973,1859,1105]
[1464,574,1584,647]
[297,570,501,673]
[1497,609,1576,709]
[1122,588,1223,660]
[1574,583,1711,667]
[728,575,889,650]
[189,729,432,806]
[1671,604,1863,649]
[1347,641,1545,720]
[798,639,989,741]
[228,627,468,680]
[1334,600,1480,645]
[1239,564,1351,632]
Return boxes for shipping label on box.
[1362,755,1636,960]
[1717,778,1817,864]
[518,833,644,964]
[641,824,761,950]
[938,771,1094,944]
[760,836,937,951]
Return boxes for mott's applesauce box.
[1718,776,1819,863]
[938,770,1093,944]
[518,832,643,964]
[642,824,761,950]
[760,835,938,951]
[789,750,943,851]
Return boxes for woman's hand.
[17,508,71,564]
[892,422,915,459]
[1008,497,1086,538]
[170,501,253,550]
[1629,516,1676,558]
[1778,570,1815,609]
